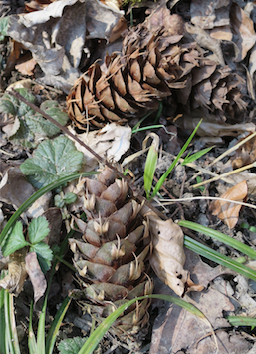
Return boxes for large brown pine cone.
[69,167,152,339]
[67,6,247,129]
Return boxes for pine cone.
[67,6,248,129]
[69,167,152,339]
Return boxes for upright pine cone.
[67,5,247,129]
[69,167,152,339]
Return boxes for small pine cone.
[69,167,153,339]
[67,6,248,129]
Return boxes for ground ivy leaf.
[28,216,49,244]
[30,242,53,273]
[58,337,87,354]
[10,118,36,148]
[16,88,35,117]
[0,92,19,115]
[25,101,69,138]
[2,221,29,257]
[20,136,84,188]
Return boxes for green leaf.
[9,119,36,148]
[54,194,65,208]
[41,100,69,127]
[16,88,35,117]
[0,16,9,41]
[181,146,214,166]
[58,337,87,354]
[2,221,29,257]
[28,216,49,244]
[63,192,77,204]
[30,243,53,273]
[25,101,69,138]
[0,93,19,115]
[20,136,84,188]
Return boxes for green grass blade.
[179,220,256,260]
[0,172,95,245]
[78,294,205,354]
[28,303,37,354]
[181,146,214,166]
[144,142,158,199]
[36,297,47,354]
[226,316,256,327]
[0,273,6,354]
[184,236,256,281]
[9,293,21,354]
[151,119,202,198]
[4,288,15,354]
[46,296,71,354]
[132,124,164,133]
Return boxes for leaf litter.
[2,0,256,353]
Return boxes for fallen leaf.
[209,180,248,229]
[149,288,251,354]
[0,165,36,210]
[43,207,63,246]
[185,23,225,66]
[249,43,256,80]
[190,0,230,30]
[145,213,203,296]
[175,115,255,137]
[232,134,256,169]
[3,40,23,77]
[68,123,131,167]
[6,0,123,92]
[15,56,37,76]
[25,251,47,302]
[230,2,256,62]
[0,249,27,295]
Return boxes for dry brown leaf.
[209,180,248,229]
[230,2,256,62]
[6,0,123,92]
[149,286,249,354]
[0,165,36,210]
[68,123,131,167]
[232,134,256,169]
[190,0,230,30]
[25,252,47,302]
[175,115,255,137]
[15,57,37,76]
[249,43,256,80]
[146,213,202,296]
[0,249,27,295]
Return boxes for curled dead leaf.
[232,134,256,169]
[25,252,47,302]
[210,180,248,229]
[0,249,27,295]
[146,213,203,296]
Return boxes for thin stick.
[9,89,167,220]
[159,196,256,210]
[192,162,256,188]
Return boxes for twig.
[9,89,167,220]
